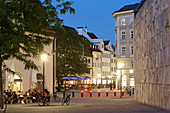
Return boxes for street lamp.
[41,54,47,106]
[118,63,124,98]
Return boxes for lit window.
[121,32,126,40]
[121,18,125,25]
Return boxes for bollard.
[122,90,124,96]
[72,92,74,98]
[90,91,92,97]
[106,90,109,97]
[129,90,131,96]
[81,91,84,97]
[114,90,116,96]
[63,91,65,98]
[98,91,100,97]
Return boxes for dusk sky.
[56,0,141,46]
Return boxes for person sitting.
[12,91,18,104]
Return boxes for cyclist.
[44,89,50,102]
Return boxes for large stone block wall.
[134,0,170,110]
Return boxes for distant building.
[133,0,170,110]
[77,27,116,85]
[112,3,139,89]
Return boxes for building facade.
[77,27,116,85]
[112,3,139,89]
[4,32,56,94]
[134,0,170,110]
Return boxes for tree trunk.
[0,58,3,109]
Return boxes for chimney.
[85,26,87,33]
[77,27,83,35]
[61,19,64,26]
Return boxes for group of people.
[3,88,50,104]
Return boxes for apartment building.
[77,27,116,85]
[112,3,139,89]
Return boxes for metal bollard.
[106,90,109,97]
[63,91,65,98]
[81,91,83,97]
[129,90,131,96]
[72,92,74,97]
[90,91,92,97]
[98,91,100,97]
[114,90,116,96]
[122,90,124,96]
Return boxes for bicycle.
[52,93,61,102]
[37,94,50,106]
[0,95,8,113]
[61,94,71,106]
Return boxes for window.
[88,59,90,63]
[121,32,126,40]
[131,46,133,54]
[121,46,126,55]
[111,67,113,71]
[130,31,133,39]
[121,18,125,25]
[130,18,133,24]
[111,59,113,63]
[102,44,104,48]
[132,61,133,68]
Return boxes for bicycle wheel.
[56,96,61,102]
[61,98,65,106]
[66,99,70,106]
[38,98,44,106]
[45,98,50,106]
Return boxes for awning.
[63,77,73,80]
[72,76,83,80]
[82,77,92,80]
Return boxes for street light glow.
[41,54,47,61]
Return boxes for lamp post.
[118,63,124,98]
[41,54,47,106]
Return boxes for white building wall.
[4,39,54,93]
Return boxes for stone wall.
[134,0,170,110]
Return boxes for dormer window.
[121,18,125,26]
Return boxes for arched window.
[36,73,43,80]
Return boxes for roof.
[133,0,146,14]
[112,3,139,15]
[62,25,76,32]
[84,52,93,57]
[104,47,111,52]
[87,32,98,39]
[79,35,91,42]
[89,48,102,53]
[104,41,110,45]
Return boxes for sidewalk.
[6,96,169,113]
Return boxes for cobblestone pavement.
[6,96,169,113]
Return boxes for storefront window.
[122,75,127,86]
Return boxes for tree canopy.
[0,0,75,108]
[53,24,91,82]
